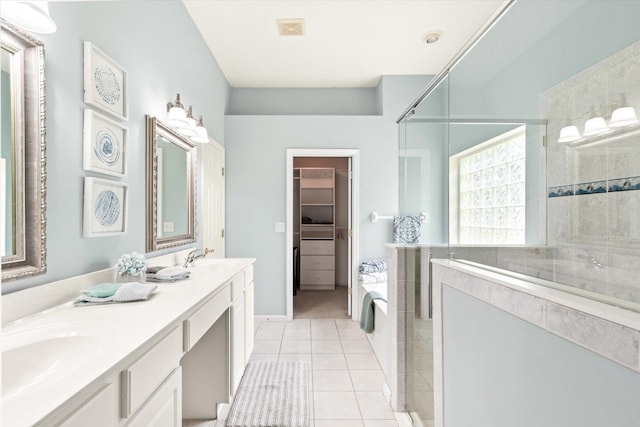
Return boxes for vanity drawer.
[301,255,335,270]
[230,272,245,301]
[300,270,334,285]
[300,240,334,256]
[59,383,116,427]
[184,285,231,351]
[121,326,182,418]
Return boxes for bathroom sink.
[2,326,103,400]
[193,257,247,268]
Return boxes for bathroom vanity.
[2,257,255,427]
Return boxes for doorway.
[286,149,359,321]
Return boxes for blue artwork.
[94,65,120,105]
[94,190,120,226]
[94,128,120,166]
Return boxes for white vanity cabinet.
[58,383,118,427]
[4,259,256,427]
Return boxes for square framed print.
[83,109,127,177]
[83,177,128,238]
[83,41,128,120]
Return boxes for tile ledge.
[432,259,640,332]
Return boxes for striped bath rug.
[227,361,310,427]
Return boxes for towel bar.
[370,211,428,223]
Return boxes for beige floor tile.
[285,319,311,330]
[280,340,312,354]
[248,353,279,363]
[279,353,313,365]
[339,328,367,340]
[346,353,381,370]
[284,328,312,340]
[312,340,343,353]
[314,392,362,419]
[315,421,364,427]
[349,369,386,391]
[335,319,361,330]
[254,327,284,340]
[311,321,339,340]
[313,370,353,391]
[356,392,395,420]
[252,340,281,353]
[182,420,216,427]
[312,354,348,370]
[257,321,286,331]
[341,339,373,353]
[363,421,399,427]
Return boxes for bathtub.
[360,281,388,378]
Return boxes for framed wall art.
[83,41,128,120]
[83,109,127,177]
[83,177,128,238]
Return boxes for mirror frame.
[146,115,197,252]
[1,22,47,281]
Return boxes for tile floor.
[188,318,401,427]
[250,318,399,427]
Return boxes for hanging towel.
[360,291,386,334]
[393,215,422,244]
[74,282,157,306]
[359,258,387,274]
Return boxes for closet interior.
[293,157,350,315]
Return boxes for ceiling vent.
[277,18,305,36]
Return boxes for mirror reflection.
[1,47,15,258]
[146,115,196,252]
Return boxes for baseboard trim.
[254,315,288,323]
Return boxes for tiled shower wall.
[540,39,640,305]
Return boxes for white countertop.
[2,258,254,427]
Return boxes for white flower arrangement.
[116,251,146,276]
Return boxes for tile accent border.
[548,175,640,197]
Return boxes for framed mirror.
[1,22,47,281]
[146,115,197,252]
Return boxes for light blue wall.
[4,1,229,293]
[443,286,640,427]
[225,75,431,315]
[229,87,380,116]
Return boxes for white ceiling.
[183,0,505,88]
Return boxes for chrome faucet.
[183,248,212,268]
[577,254,603,269]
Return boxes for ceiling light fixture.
[1,1,57,34]
[422,31,442,44]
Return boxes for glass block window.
[456,127,526,244]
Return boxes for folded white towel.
[359,271,387,284]
[74,282,157,306]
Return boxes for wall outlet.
[275,222,285,233]
[163,222,175,232]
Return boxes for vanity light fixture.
[177,105,198,137]
[557,125,582,143]
[166,93,188,127]
[1,1,57,34]
[609,106,639,128]
[190,116,210,143]
[583,116,611,137]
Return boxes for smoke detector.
[277,18,305,36]
[422,31,442,44]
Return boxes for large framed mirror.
[1,22,47,281]
[146,115,197,252]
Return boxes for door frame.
[286,149,360,321]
